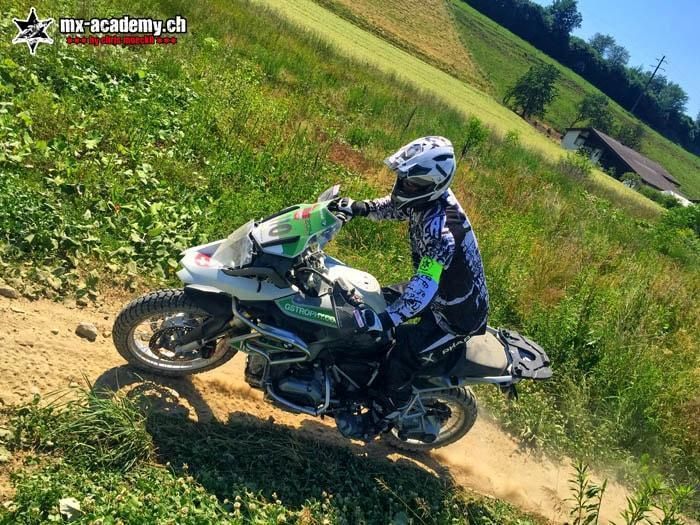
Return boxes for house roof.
[566,127,682,193]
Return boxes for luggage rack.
[494,328,552,381]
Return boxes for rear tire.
[381,387,478,452]
[113,289,239,377]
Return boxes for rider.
[331,136,490,440]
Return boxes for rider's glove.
[354,307,393,334]
[329,197,369,221]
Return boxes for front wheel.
[112,289,239,377]
[381,387,478,452]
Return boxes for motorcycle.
[113,185,552,451]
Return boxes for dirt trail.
[0,294,635,522]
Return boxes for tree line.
[462,0,700,156]
[505,63,644,149]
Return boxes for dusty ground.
[0,294,636,523]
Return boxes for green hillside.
[312,0,700,200]
[258,0,662,218]
[449,1,700,199]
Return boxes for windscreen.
[211,220,255,268]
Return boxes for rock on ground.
[75,322,98,342]
[0,287,20,299]
[59,497,82,521]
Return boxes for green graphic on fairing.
[253,203,341,259]
[275,296,338,328]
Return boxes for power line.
[630,55,666,114]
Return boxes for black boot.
[335,410,376,442]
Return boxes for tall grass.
[0,0,699,508]
[8,390,153,471]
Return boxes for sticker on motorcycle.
[194,253,213,267]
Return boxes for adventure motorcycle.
[113,186,552,451]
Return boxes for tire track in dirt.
[0,295,635,522]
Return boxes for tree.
[504,63,561,119]
[616,122,645,149]
[589,33,615,56]
[546,0,582,38]
[570,93,613,132]
[466,0,700,156]
[587,33,629,67]
[621,172,641,189]
[657,82,689,116]
[606,44,630,68]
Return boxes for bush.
[663,204,700,236]
[638,185,680,209]
[458,116,490,163]
[621,171,642,189]
[557,150,594,180]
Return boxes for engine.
[275,366,325,407]
[244,356,325,408]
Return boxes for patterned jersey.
[366,189,489,335]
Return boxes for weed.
[564,462,695,525]
[566,461,607,525]
[557,151,594,180]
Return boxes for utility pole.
[630,55,666,114]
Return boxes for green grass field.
[1,0,699,519]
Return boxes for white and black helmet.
[384,136,456,211]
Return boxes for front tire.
[112,289,239,377]
[381,387,478,452]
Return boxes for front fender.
[183,285,233,318]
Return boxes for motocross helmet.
[384,136,456,211]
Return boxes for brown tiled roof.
[568,127,682,193]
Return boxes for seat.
[450,331,508,378]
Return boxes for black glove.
[329,197,369,221]
[353,307,393,334]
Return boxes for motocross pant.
[377,284,469,412]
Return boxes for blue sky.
[531,0,699,119]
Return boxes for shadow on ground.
[90,365,531,523]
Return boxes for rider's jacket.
[366,189,489,336]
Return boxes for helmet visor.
[394,174,435,198]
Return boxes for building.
[561,127,691,205]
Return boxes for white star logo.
[12,7,54,55]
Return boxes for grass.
[314,0,489,90]
[268,0,661,216]
[447,0,700,199]
[0,390,547,524]
[0,0,699,517]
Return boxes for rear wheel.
[381,387,478,452]
[112,289,240,377]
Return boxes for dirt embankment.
[0,294,635,523]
